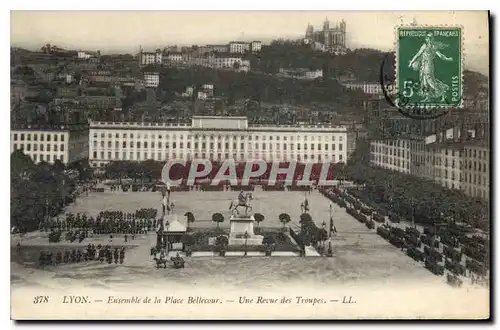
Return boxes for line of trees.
[104,160,164,183]
[10,150,90,233]
[344,161,489,231]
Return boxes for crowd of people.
[37,244,126,266]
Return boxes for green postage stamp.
[396,26,463,109]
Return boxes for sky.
[10,11,489,74]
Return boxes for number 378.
[402,80,419,97]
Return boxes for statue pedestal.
[229,215,263,246]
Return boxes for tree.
[278,213,291,230]
[262,234,276,246]
[212,213,225,230]
[344,160,489,231]
[11,154,75,233]
[215,235,228,248]
[11,149,34,178]
[299,213,313,225]
[332,162,346,184]
[181,234,195,247]
[184,212,195,231]
[254,213,264,229]
[53,159,65,173]
[141,159,163,181]
[299,213,315,238]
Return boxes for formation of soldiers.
[38,244,126,266]
[40,209,160,236]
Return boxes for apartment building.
[370,137,490,201]
[144,72,160,88]
[10,124,89,165]
[370,139,412,174]
[229,42,250,54]
[462,141,490,200]
[250,41,262,52]
[140,51,162,66]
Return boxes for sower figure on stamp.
[408,32,453,102]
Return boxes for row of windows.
[92,132,344,142]
[463,161,488,173]
[12,133,66,142]
[372,140,411,148]
[371,156,410,170]
[372,150,489,173]
[372,148,410,158]
[462,173,489,186]
[92,140,344,151]
[13,143,65,152]
[418,157,487,172]
[374,143,489,160]
[433,148,488,159]
[464,148,488,160]
[92,151,344,162]
[373,159,488,187]
[371,145,410,153]
[373,155,488,176]
[465,187,488,200]
[31,153,64,163]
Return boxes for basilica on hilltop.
[305,18,347,54]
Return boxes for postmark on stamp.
[396,26,463,111]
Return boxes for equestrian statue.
[229,191,253,216]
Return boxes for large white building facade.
[89,116,350,168]
[140,51,162,66]
[10,124,89,165]
[369,137,490,201]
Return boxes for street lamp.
[244,230,249,256]
[165,221,170,254]
[322,221,327,253]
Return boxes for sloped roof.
[166,218,187,232]
[167,220,186,232]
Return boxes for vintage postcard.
[10,11,490,320]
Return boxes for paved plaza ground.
[10,188,462,291]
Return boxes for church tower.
[339,19,346,47]
[323,17,330,31]
[305,23,314,40]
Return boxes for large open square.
[11,188,451,291]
